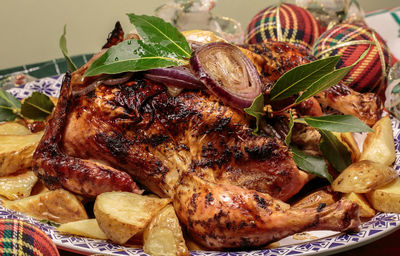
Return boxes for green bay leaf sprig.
[299,115,373,133]
[318,129,352,173]
[269,55,340,101]
[0,89,54,122]
[244,49,369,137]
[84,14,191,77]
[291,147,332,183]
[59,25,78,72]
[0,90,21,121]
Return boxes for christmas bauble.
[246,3,322,50]
[313,22,392,97]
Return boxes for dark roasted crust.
[32,73,141,197]
[174,175,360,249]
[60,76,307,200]
[242,42,314,94]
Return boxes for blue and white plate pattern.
[1,76,400,256]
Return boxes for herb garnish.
[60,25,77,72]
[84,14,191,77]
[39,219,60,227]
[291,147,332,183]
[318,129,352,172]
[0,90,54,122]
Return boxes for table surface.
[58,228,400,256]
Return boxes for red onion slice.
[190,42,262,109]
[144,66,204,89]
[102,72,133,86]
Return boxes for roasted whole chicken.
[32,24,374,249]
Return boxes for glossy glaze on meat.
[51,74,307,201]
[33,72,360,249]
[32,27,364,249]
[174,175,359,249]
[33,73,141,196]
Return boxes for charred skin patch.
[253,193,267,209]
[244,140,283,161]
[205,192,214,206]
[95,132,132,164]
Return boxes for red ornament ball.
[0,219,60,256]
[313,23,392,97]
[246,3,322,50]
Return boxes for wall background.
[1,0,399,69]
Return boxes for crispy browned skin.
[33,36,363,249]
[174,174,360,249]
[315,84,383,126]
[33,73,141,197]
[55,75,308,201]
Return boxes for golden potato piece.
[331,160,397,193]
[0,122,30,135]
[292,188,337,209]
[57,219,107,240]
[333,132,360,162]
[94,192,170,244]
[143,205,189,256]
[0,131,44,176]
[2,189,88,223]
[0,170,38,200]
[360,116,395,166]
[367,178,400,214]
[343,192,375,218]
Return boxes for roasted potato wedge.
[0,122,31,135]
[94,192,170,244]
[0,131,44,176]
[367,177,400,213]
[57,219,107,240]
[2,189,88,223]
[360,116,395,166]
[343,192,375,218]
[292,188,337,209]
[0,170,37,200]
[143,204,189,256]
[331,160,397,193]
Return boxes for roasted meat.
[175,174,359,249]
[33,72,360,249]
[35,72,308,201]
[32,25,364,249]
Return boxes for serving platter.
[1,75,400,256]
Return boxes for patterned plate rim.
[1,75,399,256]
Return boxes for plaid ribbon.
[313,23,392,96]
[0,219,59,256]
[246,3,321,50]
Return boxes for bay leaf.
[59,25,77,72]
[318,129,352,172]
[270,56,340,101]
[0,89,21,122]
[291,147,332,182]
[84,40,188,77]
[285,110,294,146]
[304,115,373,133]
[127,14,191,59]
[244,93,264,134]
[21,92,54,121]
[295,49,368,104]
